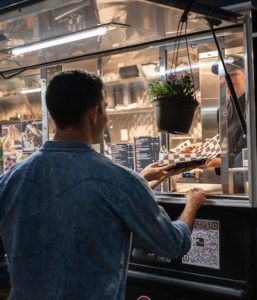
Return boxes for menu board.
[111,143,134,169]
[134,136,160,173]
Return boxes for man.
[205,55,246,170]
[0,70,206,299]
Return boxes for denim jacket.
[0,141,191,300]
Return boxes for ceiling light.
[20,88,41,94]
[11,23,128,56]
[165,58,234,73]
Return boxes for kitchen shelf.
[107,106,154,115]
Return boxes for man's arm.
[178,188,206,231]
[120,173,206,259]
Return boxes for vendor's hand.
[203,157,221,169]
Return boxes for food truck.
[0,0,256,299]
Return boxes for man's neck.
[53,127,92,144]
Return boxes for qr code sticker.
[182,219,220,269]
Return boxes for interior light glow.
[11,23,127,56]
[20,88,42,94]
[165,59,233,74]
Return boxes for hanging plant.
[148,1,199,134]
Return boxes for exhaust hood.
[0,0,241,74]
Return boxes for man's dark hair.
[46,69,103,128]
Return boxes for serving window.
[0,25,254,205]
[161,28,249,199]
[86,27,250,202]
[92,26,251,202]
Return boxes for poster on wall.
[1,121,43,173]
[2,124,22,153]
[22,120,43,152]
[182,219,220,269]
[3,150,23,172]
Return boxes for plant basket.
[154,95,198,134]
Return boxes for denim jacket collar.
[42,140,94,152]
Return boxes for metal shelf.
[107,106,154,115]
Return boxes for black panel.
[126,273,247,300]
[128,204,257,299]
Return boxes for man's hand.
[185,187,206,210]
[178,188,206,231]
[140,162,175,181]
[141,162,185,189]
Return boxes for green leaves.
[148,82,170,98]
[148,73,196,102]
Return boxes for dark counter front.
[126,203,257,300]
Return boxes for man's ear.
[86,106,98,125]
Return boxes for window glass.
[0,28,250,200]
[165,29,248,198]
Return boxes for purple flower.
[166,73,177,82]
[175,79,183,85]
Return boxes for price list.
[110,143,134,169]
[134,136,160,173]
